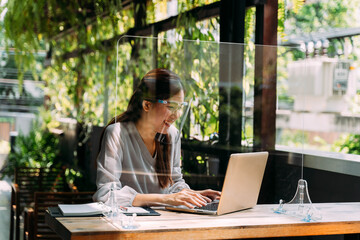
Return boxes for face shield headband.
[144,98,192,145]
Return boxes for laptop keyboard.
[195,200,219,211]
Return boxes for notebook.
[56,202,161,217]
[165,151,268,215]
[58,202,104,216]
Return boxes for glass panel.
[276,35,360,161]
[110,35,360,165]
[107,35,360,209]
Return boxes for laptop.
[165,151,268,215]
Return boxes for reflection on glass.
[111,35,360,177]
[105,35,360,219]
[276,45,360,156]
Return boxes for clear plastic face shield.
[148,97,192,145]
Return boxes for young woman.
[93,68,220,208]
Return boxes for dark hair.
[99,68,184,188]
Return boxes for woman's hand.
[196,189,221,201]
[132,189,221,208]
[164,189,209,209]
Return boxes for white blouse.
[92,121,189,206]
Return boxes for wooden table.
[45,203,360,240]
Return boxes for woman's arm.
[133,189,221,208]
[132,189,209,208]
[93,124,138,206]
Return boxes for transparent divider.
[108,35,360,222]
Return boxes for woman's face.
[147,90,185,134]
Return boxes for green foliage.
[334,134,360,155]
[3,0,337,151]
[3,125,59,179]
[278,1,360,153]
[155,17,220,140]
[277,129,308,148]
[1,0,131,120]
[65,168,83,188]
[1,106,63,179]
[278,0,306,40]
[278,0,286,39]
[285,0,358,35]
[1,0,255,145]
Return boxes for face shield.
[151,97,192,145]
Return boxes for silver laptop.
[166,151,268,215]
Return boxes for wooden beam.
[61,2,220,60]
[218,0,246,174]
[61,0,265,61]
[131,0,147,89]
[254,0,278,150]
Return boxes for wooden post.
[254,0,278,150]
[218,0,246,173]
[131,0,147,89]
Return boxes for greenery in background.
[0,0,225,178]
[286,0,357,35]
[3,0,360,177]
[0,0,221,127]
[2,116,59,179]
[0,0,311,142]
[277,129,307,148]
[278,129,333,152]
[284,0,360,60]
[0,0,267,140]
[1,109,84,185]
[156,18,220,140]
[334,134,360,155]
[275,0,360,152]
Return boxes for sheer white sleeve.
[92,123,138,206]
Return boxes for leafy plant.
[154,17,220,141]
[334,134,360,155]
[3,125,60,179]
[2,109,59,179]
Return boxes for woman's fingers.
[201,195,212,203]
[185,191,207,207]
[168,188,222,208]
[198,189,222,200]
[171,189,207,208]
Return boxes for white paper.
[119,207,149,214]
[58,202,103,216]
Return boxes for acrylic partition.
[106,35,360,223]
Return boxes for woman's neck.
[135,119,156,156]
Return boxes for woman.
[93,68,220,208]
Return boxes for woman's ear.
[142,100,152,112]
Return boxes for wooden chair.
[9,183,16,240]
[24,192,95,240]
[9,167,69,240]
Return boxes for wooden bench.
[9,167,69,240]
[24,192,94,240]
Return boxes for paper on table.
[120,207,149,214]
[58,202,104,216]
